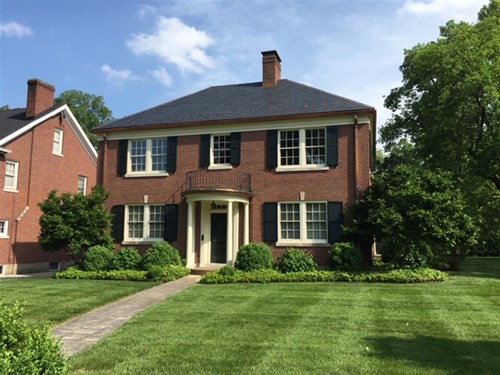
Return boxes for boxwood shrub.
[81,245,114,271]
[111,247,142,270]
[234,243,273,271]
[329,242,363,271]
[0,300,67,375]
[275,248,317,273]
[142,241,183,270]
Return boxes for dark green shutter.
[111,205,125,242]
[267,130,278,169]
[200,134,210,168]
[230,132,241,166]
[164,204,178,241]
[263,202,278,242]
[326,126,339,167]
[117,140,128,176]
[328,202,343,243]
[166,137,177,173]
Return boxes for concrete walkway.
[52,275,201,357]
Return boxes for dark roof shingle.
[98,79,374,131]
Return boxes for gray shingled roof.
[0,105,64,140]
[98,79,374,131]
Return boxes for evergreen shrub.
[234,243,273,271]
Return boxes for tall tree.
[55,90,113,146]
[382,0,500,190]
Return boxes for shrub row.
[80,241,183,272]
[200,267,448,284]
[54,265,189,282]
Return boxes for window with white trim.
[53,129,63,155]
[4,161,19,192]
[278,128,326,168]
[278,202,328,244]
[0,220,8,238]
[125,205,165,241]
[211,134,231,167]
[129,139,167,174]
[77,176,87,195]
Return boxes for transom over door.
[210,213,227,263]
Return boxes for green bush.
[200,267,448,284]
[275,248,317,273]
[146,265,190,282]
[0,299,67,374]
[81,245,114,271]
[54,267,148,281]
[142,241,183,270]
[218,265,237,276]
[112,247,142,270]
[329,242,363,271]
[234,243,273,271]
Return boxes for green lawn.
[0,278,155,325]
[69,258,500,375]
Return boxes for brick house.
[0,79,97,274]
[95,51,376,268]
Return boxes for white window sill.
[275,166,329,173]
[276,241,329,247]
[52,152,64,157]
[122,239,163,245]
[208,165,232,171]
[0,236,9,239]
[3,188,18,193]
[124,172,169,178]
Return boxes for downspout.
[353,114,360,199]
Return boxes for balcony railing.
[185,170,251,194]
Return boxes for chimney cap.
[27,78,56,92]
[261,50,281,62]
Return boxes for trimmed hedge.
[81,245,114,271]
[234,243,273,271]
[276,248,317,273]
[200,267,448,284]
[54,265,190,282]
[142,241,183,270]
[111,247,142,270]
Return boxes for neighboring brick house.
[95,51,376,268]
[0,79,97,274]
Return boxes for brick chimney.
[26,79,56,118]
[262,50,281,88]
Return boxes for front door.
[211,213,227,263]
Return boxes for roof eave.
[93,108,376,134]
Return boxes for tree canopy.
[38,186,113,264]
[382,0,500,190]
[55,90,113,146]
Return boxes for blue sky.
[0,0,489,129]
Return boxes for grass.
[69,258,500,375]
[0,278,156,325]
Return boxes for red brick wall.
[101,122,372,265]
[0,113,96,270]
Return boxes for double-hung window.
[77,176,87,195]
[278,128,326,169]
[53,129,63,155]
[211,135,231,167]
[4,161,19,192]
[126,205,165,242]
[278,202,328,245]
[129,138,167,174]
[0,220,8,238]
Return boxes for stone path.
[52,275,201,357]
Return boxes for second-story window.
[212,135,231,166]
[278,128,325,168]
[77,176,87,195]
[4,160,19,192]
[53,129,64,155]
[129,138,167,174]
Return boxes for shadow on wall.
[364,335,500,375]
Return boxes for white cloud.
[151,66,172,87]
[0,21,32,38]
[138,5,157,20]
[127,17,215,74]
[400,0,489,22]
[101,64,138,86]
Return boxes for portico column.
[186,200,195,268]
[226,201,233,265]
[243,202,250,245]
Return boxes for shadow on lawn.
[451,257,500,280]
[365,335,500,374]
